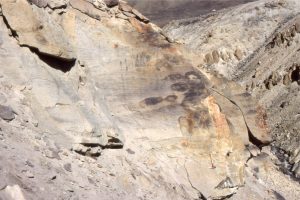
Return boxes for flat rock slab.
[0,0,75,60]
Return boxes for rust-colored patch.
[206,96,231,139]
[256,105,269,131]
[129,17,152,34]
[143,97,164,106]
[181,138,190,147]
[129,18,171,49]
[186,112,195,134]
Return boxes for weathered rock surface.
[233,14,300,180]
[0,0,298,199]
[164,0,300,194]
[0,185,26,200]
[1,0,75,60]
[164,0,300,78]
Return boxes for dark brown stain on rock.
[144,97,164,106]
[166,73,184,81]
[171,82,189,92]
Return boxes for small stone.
[89,147,102,157]
[62,150,69,157]
[45,149,61,160]
[32,120,38,127]
[72,144,88,155]
[283,74,291,85]
[215,177,234,189]
[63,163,72,172]
[247,145,260,157]
[49,175,57,180]
[205,53,214,65]
[97,164,103,168]
[0,105,15,121]
[234,48,243,60]
[293,163,300,178]
[104,0,119,7]
[212,50,220,63]
[126,148,135,154]
[220,51,229,62]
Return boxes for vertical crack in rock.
[209,88,267,148]
[184,160,207,200]
[0,7,18,38]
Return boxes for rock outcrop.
[164,0,300,78]
[0,0,298,200]
[164,0,300,193]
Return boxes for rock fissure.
[28,47,76,72]
[209,87,268,148]
[0,10,18,38]
[184,160,207,200]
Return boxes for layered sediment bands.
[0,0,283,200]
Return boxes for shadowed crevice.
[34,51,76,73]
[1,12,76,72]
[22,45,76,72]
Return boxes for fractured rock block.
[1,0,75,60]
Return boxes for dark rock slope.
[127,0,255,26]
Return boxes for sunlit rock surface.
[0,0,298,199]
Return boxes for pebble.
[24,170,34,178]
[126,148,135,154]
[63,163,72,172]
[0,105,15,121]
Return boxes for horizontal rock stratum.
[0,0,298,199]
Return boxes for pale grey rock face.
[0,0,298,200]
